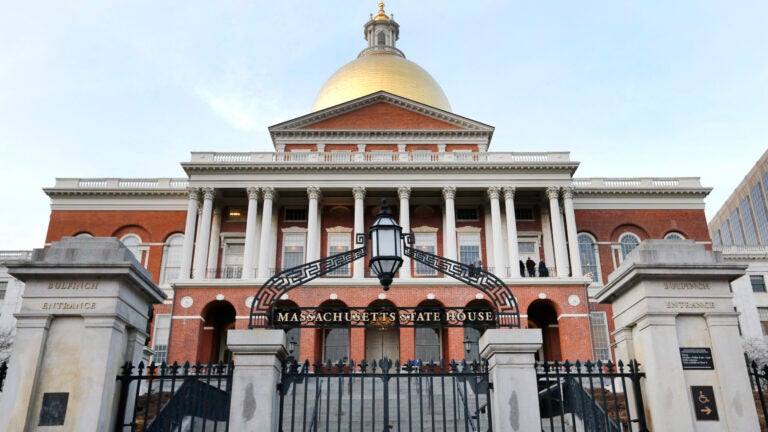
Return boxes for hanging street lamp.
[367,199,403,290]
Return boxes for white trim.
[558,314,589,319]
[326,226,353,233]
[455,226,482,233]
[171,316,205,321]
[412,225,439,233]
[281,226,308,233]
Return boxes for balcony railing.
[713,245,768,255]
[51,178,189,189]
[190,151,573,164]
[572,177,704,188]
[0,250,34,261]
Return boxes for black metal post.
[629,359,649,432]
[113,361,133,432]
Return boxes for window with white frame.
[664,232,685,241]
[327,233,351,276]
[152,314,171,364]
[282,233,306,270]
[458,232,482,267]
[222,240,244,279]
[414,232,438,276]
[578,233,600,282]
[120,234,144,264]
[160,234,184,285]
[590,311,612,362]
[759,308,768,336]
[619,233,640,260]
[74,232,93,238]
[518,241,537,254]
[751,275,767,293]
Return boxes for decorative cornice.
[44,189,189,198]
[411,226,439,233]
[270,130,492,141]
[326,226,354,233]
[182,162,580,174]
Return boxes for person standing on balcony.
[538,260,549,277]
[526,257,536,277]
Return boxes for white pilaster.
[562,187,582,277]
[443,186,457,261]
[353,186,366,279]
[546,187,568,277]
[257,187,275,279]
[398,186,411,279]
[242,187,260,279]
[207,207,222,271]
[306,186,321,262]
[193,187,215,279]
[503,187,520,278]
[180,188,199,280]
[488,186,505,275]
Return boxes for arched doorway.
[316,300,350,363]
[201,300,236,364]
[527,299,560,361]
[415,300,446,363]
[463,299,495,361]
[365,300,399,362]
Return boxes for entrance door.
[365,328,399,362]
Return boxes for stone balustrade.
[189,151,573,164]
[572,177,705,188]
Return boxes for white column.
[546,186,568,277]
[480,329,543,432]
[207,207,222,271]
[443,186,458,260]
[242,187,260,279]
[193,187,215,279]
[398,186,411,279]
[488,186,505,275]
[306,186,321,262]
[180,188,199,279]
[562,186,582,277]
[192,207,204,277]
[257,187,275,279]
[503,187,520,278]
[353,186,366,279]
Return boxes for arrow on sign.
[700,407,712,415]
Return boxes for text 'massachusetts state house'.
[40,3,712,366]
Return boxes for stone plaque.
[39,392,69,426]
[680,347,714,370]
[691,386,719,421]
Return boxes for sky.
[1,1,766,250]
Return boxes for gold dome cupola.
[312,2,452,112]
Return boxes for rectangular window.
[282,233,306,270]
[751,183,768,244]
[722,220,734,246]
[326,233,351,276]
[740,197,759,246]
[751,275,767,293]
[414,233,438,276]
[458,233,482,267]
[456,208,479,221]
[712,229,722,247]
[518,242,537,254]
[759,308,768,336]
[515,207,535,221]
[284,208,308,222]
[152,314,171,364]
[730,209,746,246]
[222,242,244,279]
[590,312,612,362]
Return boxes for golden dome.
[374,2,390,21]
[312,52,452,112]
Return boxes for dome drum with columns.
[35,3,713,366]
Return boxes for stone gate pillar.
[0,237,166,432]
[596,240,759,432]
[479,328,543,432]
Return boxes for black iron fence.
[278,358,492,432]
[746,359,768,431]
[537,360,648,432]
[114,361,234,432]
[0,361,7,392]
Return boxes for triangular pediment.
[269,91,494,133]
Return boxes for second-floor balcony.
[189,151,572,165]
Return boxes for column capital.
[487,186,501,200]
[186,187,199,201]
[545,186,560,200]
[201,187,215,201]
[262,187,276,200]
[442,186,456,200]
[561,186,574,200]
[307,186,321,200]
[352,186,366,200]
[397,186,411,200]
[246,187,260,200]
[502,186,516,200]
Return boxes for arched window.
[160,234,184,285]
[578,233,600,282]
[377,31,386,45]
[664,232,685,240]
[619,233,641,259]
[318,300,350,363]
[74,232,93,238]
[120,234,142,261]
[415,300,444,362]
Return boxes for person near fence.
[538,260,549,277]
[519,260,526,277]
[526,257,536,277]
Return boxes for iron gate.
[114,361,234,432]
[278,358,492,432]
[536,360,649,432]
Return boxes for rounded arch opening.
[200,300,236,363]
[527,299,560,361]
